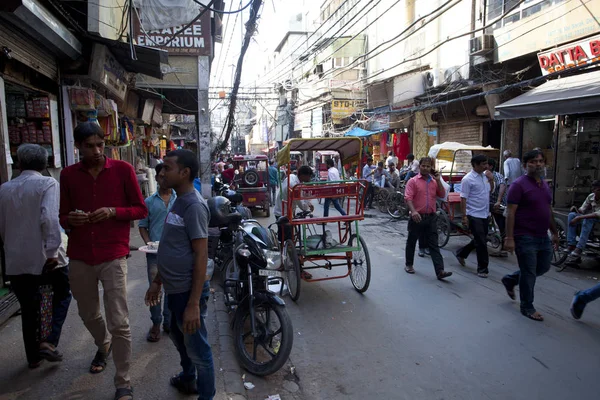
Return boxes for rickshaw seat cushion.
[448,192,461,203]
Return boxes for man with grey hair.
[0,144,71,369]
[503,150,523,186]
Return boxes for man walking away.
[455,155,495,278]
[487,158,508,256]
[139,163,176,342]
[146,149,216,399]
[0,144,71,369]
[404,157,452,280]
[503,150,523,186]
[571,283,600,320]
[323,158,347,217]
[60,122,147,400]
[268,160,279,206]
[565,180,600,263]
[501,150,559,322]
[362,157,377,209]
[404,154,420,182]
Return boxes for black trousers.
[456,216,489,273]
[365,184,375,208]
[405,214,444,274]
[9,268,72,364]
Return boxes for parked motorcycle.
[213,176,252,219]
[208,196,294,376]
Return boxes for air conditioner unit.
[444,66,463,83]
[422,69,443,89]
[469,34,495,56]
[314,64,324,78]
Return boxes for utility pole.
[198,55,212,199]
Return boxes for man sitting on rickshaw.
[387,163,401,189]
[566,180,600,263]
[373,161,391,188]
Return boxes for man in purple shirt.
[501,150,559,322]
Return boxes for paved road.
[244,203,600,400]
[1,204,599,400]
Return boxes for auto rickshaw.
[231,154,270,217]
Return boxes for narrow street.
[1,204,599,400]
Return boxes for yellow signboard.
[331,99,364,123]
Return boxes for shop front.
[495,68,600,220]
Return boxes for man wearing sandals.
[404,157,452,280]
[146,150,216,399]
[60,122,147,400]
[0,144,71,368]
[501,150,559,322]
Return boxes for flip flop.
[501,277,516,300]
[146,326,161,343]
[521,311,544,321]
[39,347,63,362]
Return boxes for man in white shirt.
[323,158,347,217]
[387,163,401,189]
[386,151,398,168]
[404,154,420,182]
[503,150,523,186]
[0,144,71,368]
[455,154,495,278]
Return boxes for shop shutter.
[438,122,481,145]
[0,22,58,81]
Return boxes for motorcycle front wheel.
[233,301,294,376]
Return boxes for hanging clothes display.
[394,132,410,163]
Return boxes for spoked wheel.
[377,190,390,213]
[436,210,451,248]
[283,239,301,302]
[348,234,371,293]
[233,302,294,376]
[551,219,569,270]
[387,192,408,219]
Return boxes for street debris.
[244,382,255,390]
[266,395,282,400]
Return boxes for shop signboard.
[331,99,364,123]
[89,44,128,102]
[537,33,600,75]
[370,114,390,131]
[135,13,212,56]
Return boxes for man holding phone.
[60,122,147,400]
[403,157,452,280]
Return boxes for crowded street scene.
[0,0,600,400]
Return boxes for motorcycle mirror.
[238,248,251,258]
[234,170,240,175]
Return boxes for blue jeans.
[503,236,552,313]
[323,198,346,217]
[147,254,170,326]
[576,283,600,304]
[44,266,72,347]
[567,212,598,250]
[405,171,417,182]
[167,282,215,400]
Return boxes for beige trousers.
[69,257,131,389]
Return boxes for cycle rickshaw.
[275,137,371,301]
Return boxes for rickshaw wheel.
[436,210,451,248]
[283,239,301,301]
[387,192,407,219]
[377,190,390,213]
[348,234,371,293]
[551,218,569,268]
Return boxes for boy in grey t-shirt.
[145,150,215,399]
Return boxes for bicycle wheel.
[348,234,371,293]
[377,190,390,213]
[551,219,569,268]
[436,210,451,248]
[387,192,407,219]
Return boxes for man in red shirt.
[60,122,147,400]
[403,157,452,280]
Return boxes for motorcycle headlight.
[262,249,282,270]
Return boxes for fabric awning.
[344,127,384,137]
[495,70,600,120]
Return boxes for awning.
[495,70,600,120]
[344,127,384,137]
[88,35,168,79]
[428,142,499,162]
[277,137,362,166]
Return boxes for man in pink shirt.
[404,157,452,280]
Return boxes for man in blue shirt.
[268,160,279,206]
[139,164,176,342]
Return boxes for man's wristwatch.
[109,207,116,218]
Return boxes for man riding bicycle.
[566,180,600,263]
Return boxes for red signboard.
[537,34,600,75]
